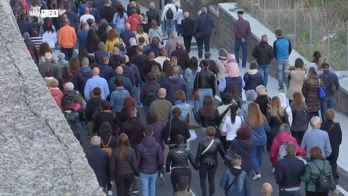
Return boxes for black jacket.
[141,80,161,106]
[275,155,305,189]
[321,120,342,160]
[194,12,214,37]
[243,71,264,91]
[181,18,194,37]
[193,69,216,95]
[226,138,253,173]
[171,48,190,69]
[320,70,340,96]
[146,8,160,25]
[86,146,110,187]
[120,117,144,148]
[195,137,225,167]
[165,118,191,145]
[110,147,139,177]
[85,97,103,121]
[166,144,196,172]
[252,41,273,65]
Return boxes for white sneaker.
[253,173,261,181]
[107,190,113,196]
[272,168,275,173]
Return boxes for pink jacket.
[225,54,240,77]
[50,87,64,109]
[269,131,306,167]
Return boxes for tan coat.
[287,69,306,100]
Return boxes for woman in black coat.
[320,109,342,182]
[165,107,191,148]
[225,126,253,174]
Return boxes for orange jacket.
[58,25,76,48]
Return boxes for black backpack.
[291,106,309,131]
[313,161,331,192]
[166,7,174,20]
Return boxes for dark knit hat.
[237,10,244,15]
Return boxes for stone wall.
[0,1,104,195]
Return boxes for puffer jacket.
[243,69,264,91]
[136,136,164,174]
[76,66,92,95]
[302,77,321,112]
[302,159,335,192]
[195,137,225,167]
[226,138,253,173]
[225,54,240,78]
[269,131,306,167]
[193,69,216,95]
[224,76,243,99]
[166,144,196,172]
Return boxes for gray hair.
[201,7,207,13]
[310,116,322,127]
[184,11,189,18]
[91,136,101,146]
[279,123,291,133]
[245,90,257,101]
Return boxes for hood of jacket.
[79,66,92,76]
[225,62,240,77]
[247,69,258,75]
[275,131,294,143]
[142,136,156,147]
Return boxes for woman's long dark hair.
[118,133,130,161]
[116,4,126,18]
[200,96,216,118]
[230,104,239,124]
[98,122,112,142]
[43,18,54,33]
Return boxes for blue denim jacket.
[110,88,130,112]
[219,168,250,196]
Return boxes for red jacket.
[269,131,306,167]
[127,14,142,32]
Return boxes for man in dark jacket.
[76,57,92,95]
[194,7,214,59]
[146,2,160,25]
[121,23,136,49]
[320,63,340,121]
[234,10,251,68]
[252,35,273,87]
[136,126,164,196]
[275,144,305,196]
[98,56,114,82]
[171,42,190,70]
[109,66,133,94]
[141,74,161,112]
[86,136,111,192]
[193,60,216,109]
[162,65,187,104]
[181,12,194,53]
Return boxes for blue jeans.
[197,88,213,111]
[251,146,264,174]
[321,95,336,121]
[235,38,248,68]
[165,19,175,38]
[277,59,289,89]
[258,64,270,87]
[279,189,301,196]
[140,173,157,196]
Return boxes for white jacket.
[161,3,177,21]
[42,31,57,49]
[221,115,243,141]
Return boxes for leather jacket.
[166,145,196,172]
[195,137,225,167]
[193,69,216,95]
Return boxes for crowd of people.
[12,0,344,195]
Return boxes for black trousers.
[196,35,211,58]
[61,47,74,60]
[199,164,217,196]
[170,167,192,193]
[309,111,319,119]
[115,174,134,196]
[306,191,328,196]
[291,131,306,145]
[183,36,192,53]
[328,149,340,180]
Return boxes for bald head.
[158,88,167,98]
[84,7,90,14]
[149,2,156,9]
[115,66,123,75]
[261,183,273,196]
[92,67,100,76]
[261,34,268,42]
[171,31,178,39]
[112,47,120,54]
[91,136,101,146]
[81,57,89,67]
[125,23,131,30]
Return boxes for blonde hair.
[270,96,283,118]
[247,103,264,128]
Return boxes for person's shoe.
[159,173,165,185]
[272,168,275,173]
[131,183,139,194]
[278,88,284,92]
[107,190,113,196]
[253,173,262,181]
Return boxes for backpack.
[313,161,331,192]
[92,102,103,121]
[277,143,288,160]
[101,136,113,157]
[291,107,309,131]
[166,7,174,20]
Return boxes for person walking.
[195,126,225,196]
[301,116,332,159]
[161,0,177,38]
[290,92,310,144]
[287,58,306,104]
[302,67,321,118]
[243,61,264,91]
[302,147,336,196]
[234,10,251,68]
[319,63,340,121]
[219,155,250,196]
[86,136,111,195]
[252,34,273,86]
[136,127,164,196]
[84,67,110,101]
[275,144,305,196]
[57,18,76,60]
[110,133,139,196]
[246,103,270,180]
[273,29,292,92]
[320,109,342,183]
[181,12,194,53]
[149,88,173,125]
[166,135,197,193]
[220,104,243,147]
[194,7,214,59]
